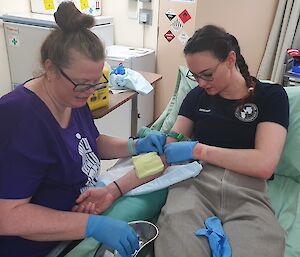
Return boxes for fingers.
[159,134,166,145]
[119,235,138,257]
[163,144,172,163]
[156,141,164,155]
[151,136,164,155]
[72,202,96,214]
[71,205,79,212]
[93,207,102,215]
[76,190,91,203]
[75,204,86,213]
[160,155,168,168]
[115,248,128,257]
[120,239,132,257]
[128,228,140,251]
[85,202,95,213]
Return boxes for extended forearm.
[193,144,279,179]
[112,155,168,195]
[97,135,129,159]
[0,202,88,241]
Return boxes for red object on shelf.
[287,48,300,57]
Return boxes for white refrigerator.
[2,12,114,89]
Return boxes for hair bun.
[54,1,95,32]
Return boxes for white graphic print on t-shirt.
[76,133,100,192]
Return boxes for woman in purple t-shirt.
[0,2,166,257]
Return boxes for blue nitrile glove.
[110,63,126,75]
[164,141,198,164]
[135,133,166,155]
[195,216,231,257]
[85,215,139,257]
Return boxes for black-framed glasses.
[57,66,109,92]
[186,62,222,82]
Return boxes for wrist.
[85,214,98,238]
[193,143,207,160]
[107,182,122,200]
[113,181,123,197]
[160,155,169,168]
[167,131,190,141]
[128,137,137,156]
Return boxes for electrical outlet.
[139,9,152,25]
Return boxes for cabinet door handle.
[137,113,141,118]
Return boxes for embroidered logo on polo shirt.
[235,103,258,122]
[199,108,211,113]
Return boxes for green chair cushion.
[275,86,300,182]
[151,66,197,133]
[268,175,300,257]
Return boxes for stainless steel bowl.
[94,220,159,257]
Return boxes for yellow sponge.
[132,152,164,179]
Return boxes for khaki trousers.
[155,164,285,257]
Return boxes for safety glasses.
[186,62,222,82]
[57,66,109,92]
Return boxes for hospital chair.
[60,66,300,257]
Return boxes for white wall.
[0,0,31,96]
[102,0,159,51]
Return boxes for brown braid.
[228,34,257,103]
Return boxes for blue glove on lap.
[135,133,166,155]
[164,141,198,164]
[195,216,231,257]
[85,215,139,257]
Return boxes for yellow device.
[87,63,110,111]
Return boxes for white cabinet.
[94,101,132,139]
[106,45,156,136]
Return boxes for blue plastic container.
[292,58,300,74]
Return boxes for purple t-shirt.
[0,86,100,257]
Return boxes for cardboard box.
[30,0,102,16]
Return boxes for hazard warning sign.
[178,31,189,45]
[171,18,183,33]
[164,30,175,42]
[179,9,191,24]
[165,9,176,21]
